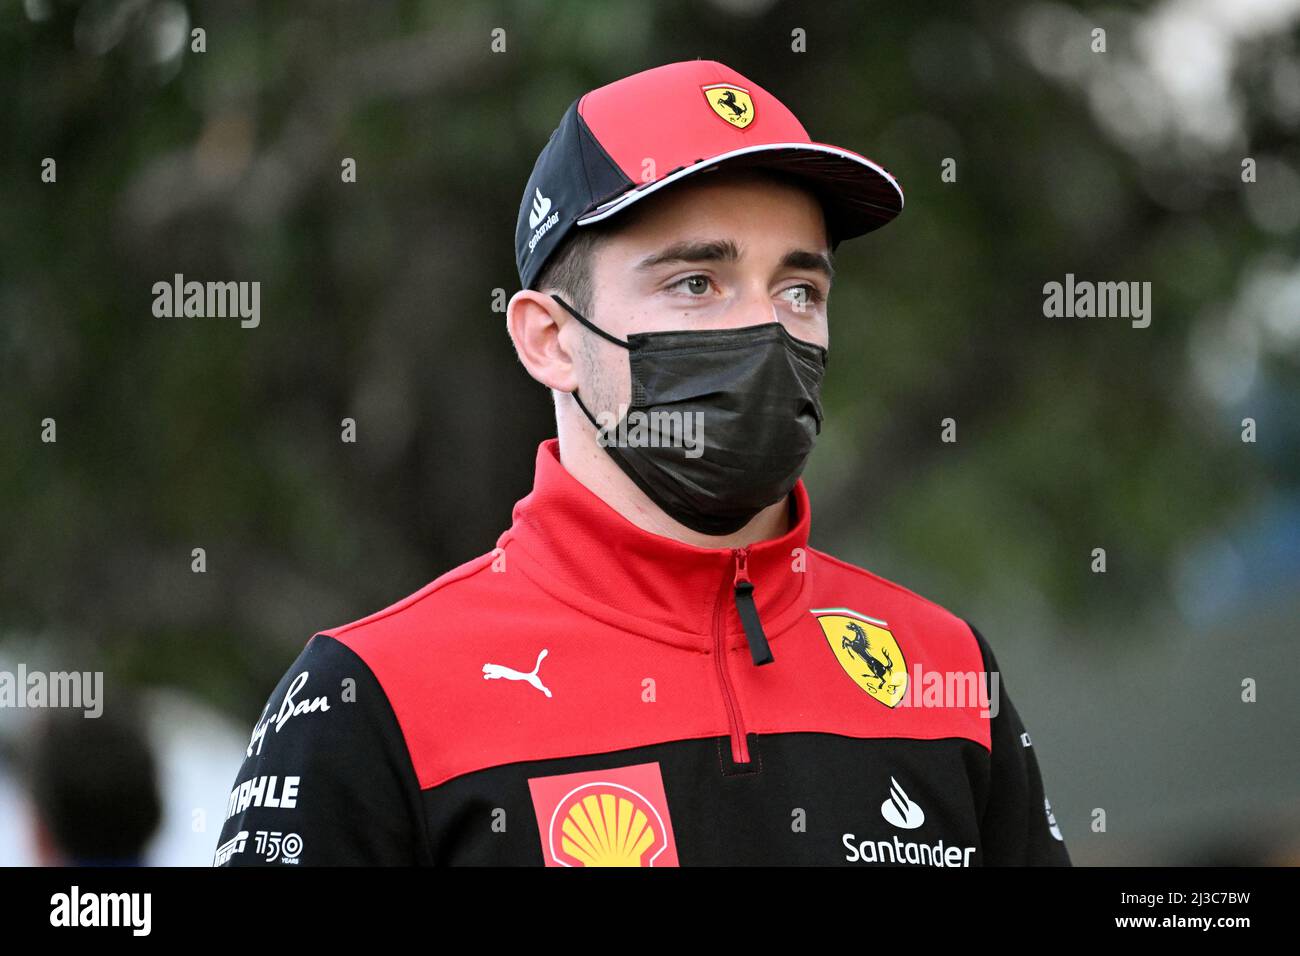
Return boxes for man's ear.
[506,290,580,393]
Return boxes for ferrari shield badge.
[812,608,907,708]
[702,83,754,128]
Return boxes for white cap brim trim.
[574,141,904,226]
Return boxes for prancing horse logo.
[811,609,908,708]
[842,621,893,690]
[702,84,755,128]
[483,649,552,697]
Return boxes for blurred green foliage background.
[1,0,1298,864]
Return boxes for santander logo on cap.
[528,187,552,230]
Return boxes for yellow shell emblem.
[557,786,665,866]
[812,608,907,708]
[702,84,754,128]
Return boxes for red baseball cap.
[515,58,904,291]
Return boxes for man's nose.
[727,283,827,348]
[725,283,781,329]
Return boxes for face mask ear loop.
[570,388,604,431]
[551,294,629,348]
[550,294,629,433]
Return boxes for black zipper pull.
[733,548,773,666]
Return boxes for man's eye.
[783,284,825,309]
[668,274,713,296]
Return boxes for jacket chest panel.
[419,733,988,866]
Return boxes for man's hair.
[534,220,615,321]
[23,697,162,863]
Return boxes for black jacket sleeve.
[967,622,1072,866]
[212,633,431,866]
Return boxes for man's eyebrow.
[634,238,835,281]
[634,238,740,271]
[781,248,834,282]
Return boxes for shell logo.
[550,784,666,866]
[529,762,679,867]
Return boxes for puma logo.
[482,649,552,698]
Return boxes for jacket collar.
[497,438,813,653]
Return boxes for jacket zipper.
[732,547,773,666]
[712,546,774,766]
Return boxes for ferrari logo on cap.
[812,608,908,708]
[703,84,754,128]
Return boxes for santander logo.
[527,186,560,252]
[528,187,552,229]
[880,775,926,829]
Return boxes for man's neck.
[556,426,791,548]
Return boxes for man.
[214,59,1070,866]
[25,700,162,867]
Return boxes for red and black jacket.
[214,438,1071,866]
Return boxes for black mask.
[553,294,827,536]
